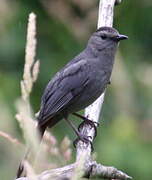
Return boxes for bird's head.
[88,27,128,52]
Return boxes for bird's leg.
[64,117,92,147]
[64,116,81,137]
[72,112,99,138]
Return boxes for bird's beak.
[117,34,128,41]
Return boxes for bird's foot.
[78,120,98,138]
[85,118,100,127]
[73,113,99,127]
[73,133,94,151]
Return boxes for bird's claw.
[78,120,98,138]
[73,134,94,152]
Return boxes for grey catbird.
[37,26,128,136]
[17,27,127,178]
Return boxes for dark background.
[0,0,152,179]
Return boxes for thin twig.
[0,130,22,146]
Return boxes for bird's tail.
[16,115,62,178]
[16,123,47,178]
[16,147,30,178]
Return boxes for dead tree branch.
[17,161,131,180]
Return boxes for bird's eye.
[101,35,107,40]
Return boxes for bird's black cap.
[96,26,128,41]
[96,26,119,34]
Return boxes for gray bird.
[16,27,128,178]
[37,26,128,137]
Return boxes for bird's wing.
[38,59,89,126]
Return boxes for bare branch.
[17,161,132,180]
[0,130,22,146]
[74,0,132,179]
[75,0,117,160]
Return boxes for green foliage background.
[0,0,152,179]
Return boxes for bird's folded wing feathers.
[38,59,89,125]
